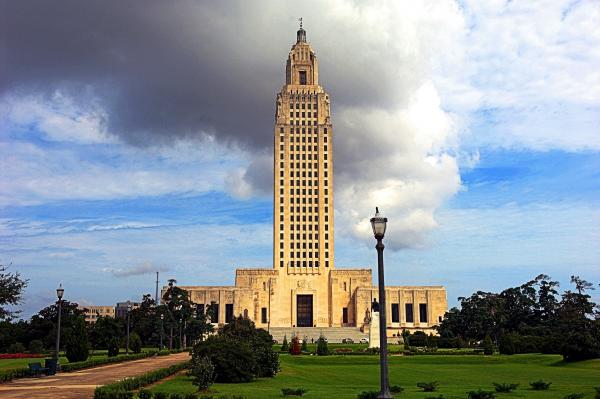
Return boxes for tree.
[107,337,120,357]
[289,335,301,355]
[190,355,215,391]
[301,336,308,352]
[483,334,494,355]
[65,317,89,362]
[281,335,289,352]
[129,332,142,354]
[0,264,28,321]
[90,316,123,350]
[316,334,329,356]
[29,301,83,349]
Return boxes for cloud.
[103,261,169,278]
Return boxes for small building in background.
[81,305,116,323]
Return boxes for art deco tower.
[273,25,334,275]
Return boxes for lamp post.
[370,207,391,399]
[54,284,64,363]
[126,300,132,355]
[160,313,164,350]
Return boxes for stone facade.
[81,305,116,323]
[175,26,447,336]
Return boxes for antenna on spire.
[299,17,303,29]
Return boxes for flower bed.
[0,353,46,359]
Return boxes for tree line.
[437,274,600,361]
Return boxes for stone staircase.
[268,327,368,343]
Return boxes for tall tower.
[273,25,334,275]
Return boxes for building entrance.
[296,295,313,327]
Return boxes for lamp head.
[56,284,64,300]
[370,207,387,239]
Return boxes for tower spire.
[296,17,306,43]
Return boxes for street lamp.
[370,207,391,399]
[160,313,164,350]
[126,300,132,355]
[54,284,65,365]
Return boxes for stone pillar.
[369,311,380,348]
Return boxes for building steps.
[267,327,368,343]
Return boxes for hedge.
[0,349,185,383]
[93,361,190,399]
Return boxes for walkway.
[0,352,190,399]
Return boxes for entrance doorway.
[296,295,313,327]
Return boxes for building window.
[391,304,400,323]
[343,282,347,291]
[299,71,307,85]
[405,303,414,323]
[261,307,268,323]
[263,282,267,291]
[197,304,205,315]
[419,304,428,323]
[342,307,348,324]
[225,304,234,323]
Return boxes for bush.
[316,335,328,356]
[190,355,215,391]
[169,394,183,399]
[301,336,308,352]
[194,335,255,383]
[595,387,600,399]
[498,333,515,355]
[417,381,440,392]
[563,394,585,399]
[561,330,600,361]
[390,385,404,394]
[281,335,289,352]
[530,380,552,390]
[493,383,518,392]
[356,391,378,399]
[409,331,428,347]
[184,394,197,399]
[289,336,301,355]
[281,387,307,396]
[467,390,496,399]
[154,393,168,399]
[129,332,142,354]
[108,337,120,357]
[65,317,90,362]
[0,367,30,383]
[61,351,161,372]
[138,389,152,399]
[7,342,26,353]
[426,396,445,399]
[28,339,44,354]
[483,335,494,355]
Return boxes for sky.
[1,0,599,318]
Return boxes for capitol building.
[175,26,447,340]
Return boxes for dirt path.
[0,352,190,399]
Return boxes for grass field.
[150,354,600,398]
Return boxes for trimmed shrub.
[417,381,440,392]
[498,334,515,355]
[28,339,44,354]
[190,355,215,391]
[468,390,495,399]
[194,335,255,383]
[563,394,584,399]
[107,337,120,357]
[561,330,600,361]
[281,387,307,396]
[7,342,26,353]
[493,383,519,392]
[290,336,301,355]
[357,391,379,399]
[154,393,168,399]
[483,335,494,355]
[530,380,552,390]
[316,335,328,356]
[301,336,308,352]
[138,389,152,399]
[409,331,428,347]
[390,385,404,394]
[0,367,30,383]
[281,335,289,352]
[129,332,142,354]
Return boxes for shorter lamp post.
[160,313,164,350]
[54,284,64,363]
[126,301,132,355]
[371,207,392,399]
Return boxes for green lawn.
[150,354,600,398]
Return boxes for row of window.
[278,127,328,136]
[283,188,329,196]
[280,206,329,213]
[277,232,325,240]
[281,153,328,161]
[280,260,329,268]
[284,145,328,151]
[290,119,316,126]
[279,134,327,143]
[289,102,317,110]
[289,111,318,118]
[283,180,328,187]
[279,162,329,170]
[279,197,329,205]
[390,303,428,323]
[282,171,328,178]
[285,215,329,222]
[285,224,329,231]
[280,242,328,249]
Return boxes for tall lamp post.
[54,284,64,364]
[126,300,132,355]
[160,313,164,350]
[370,207,391,399]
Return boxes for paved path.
[0,352,190,399]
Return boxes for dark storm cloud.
[0,1,413,149]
